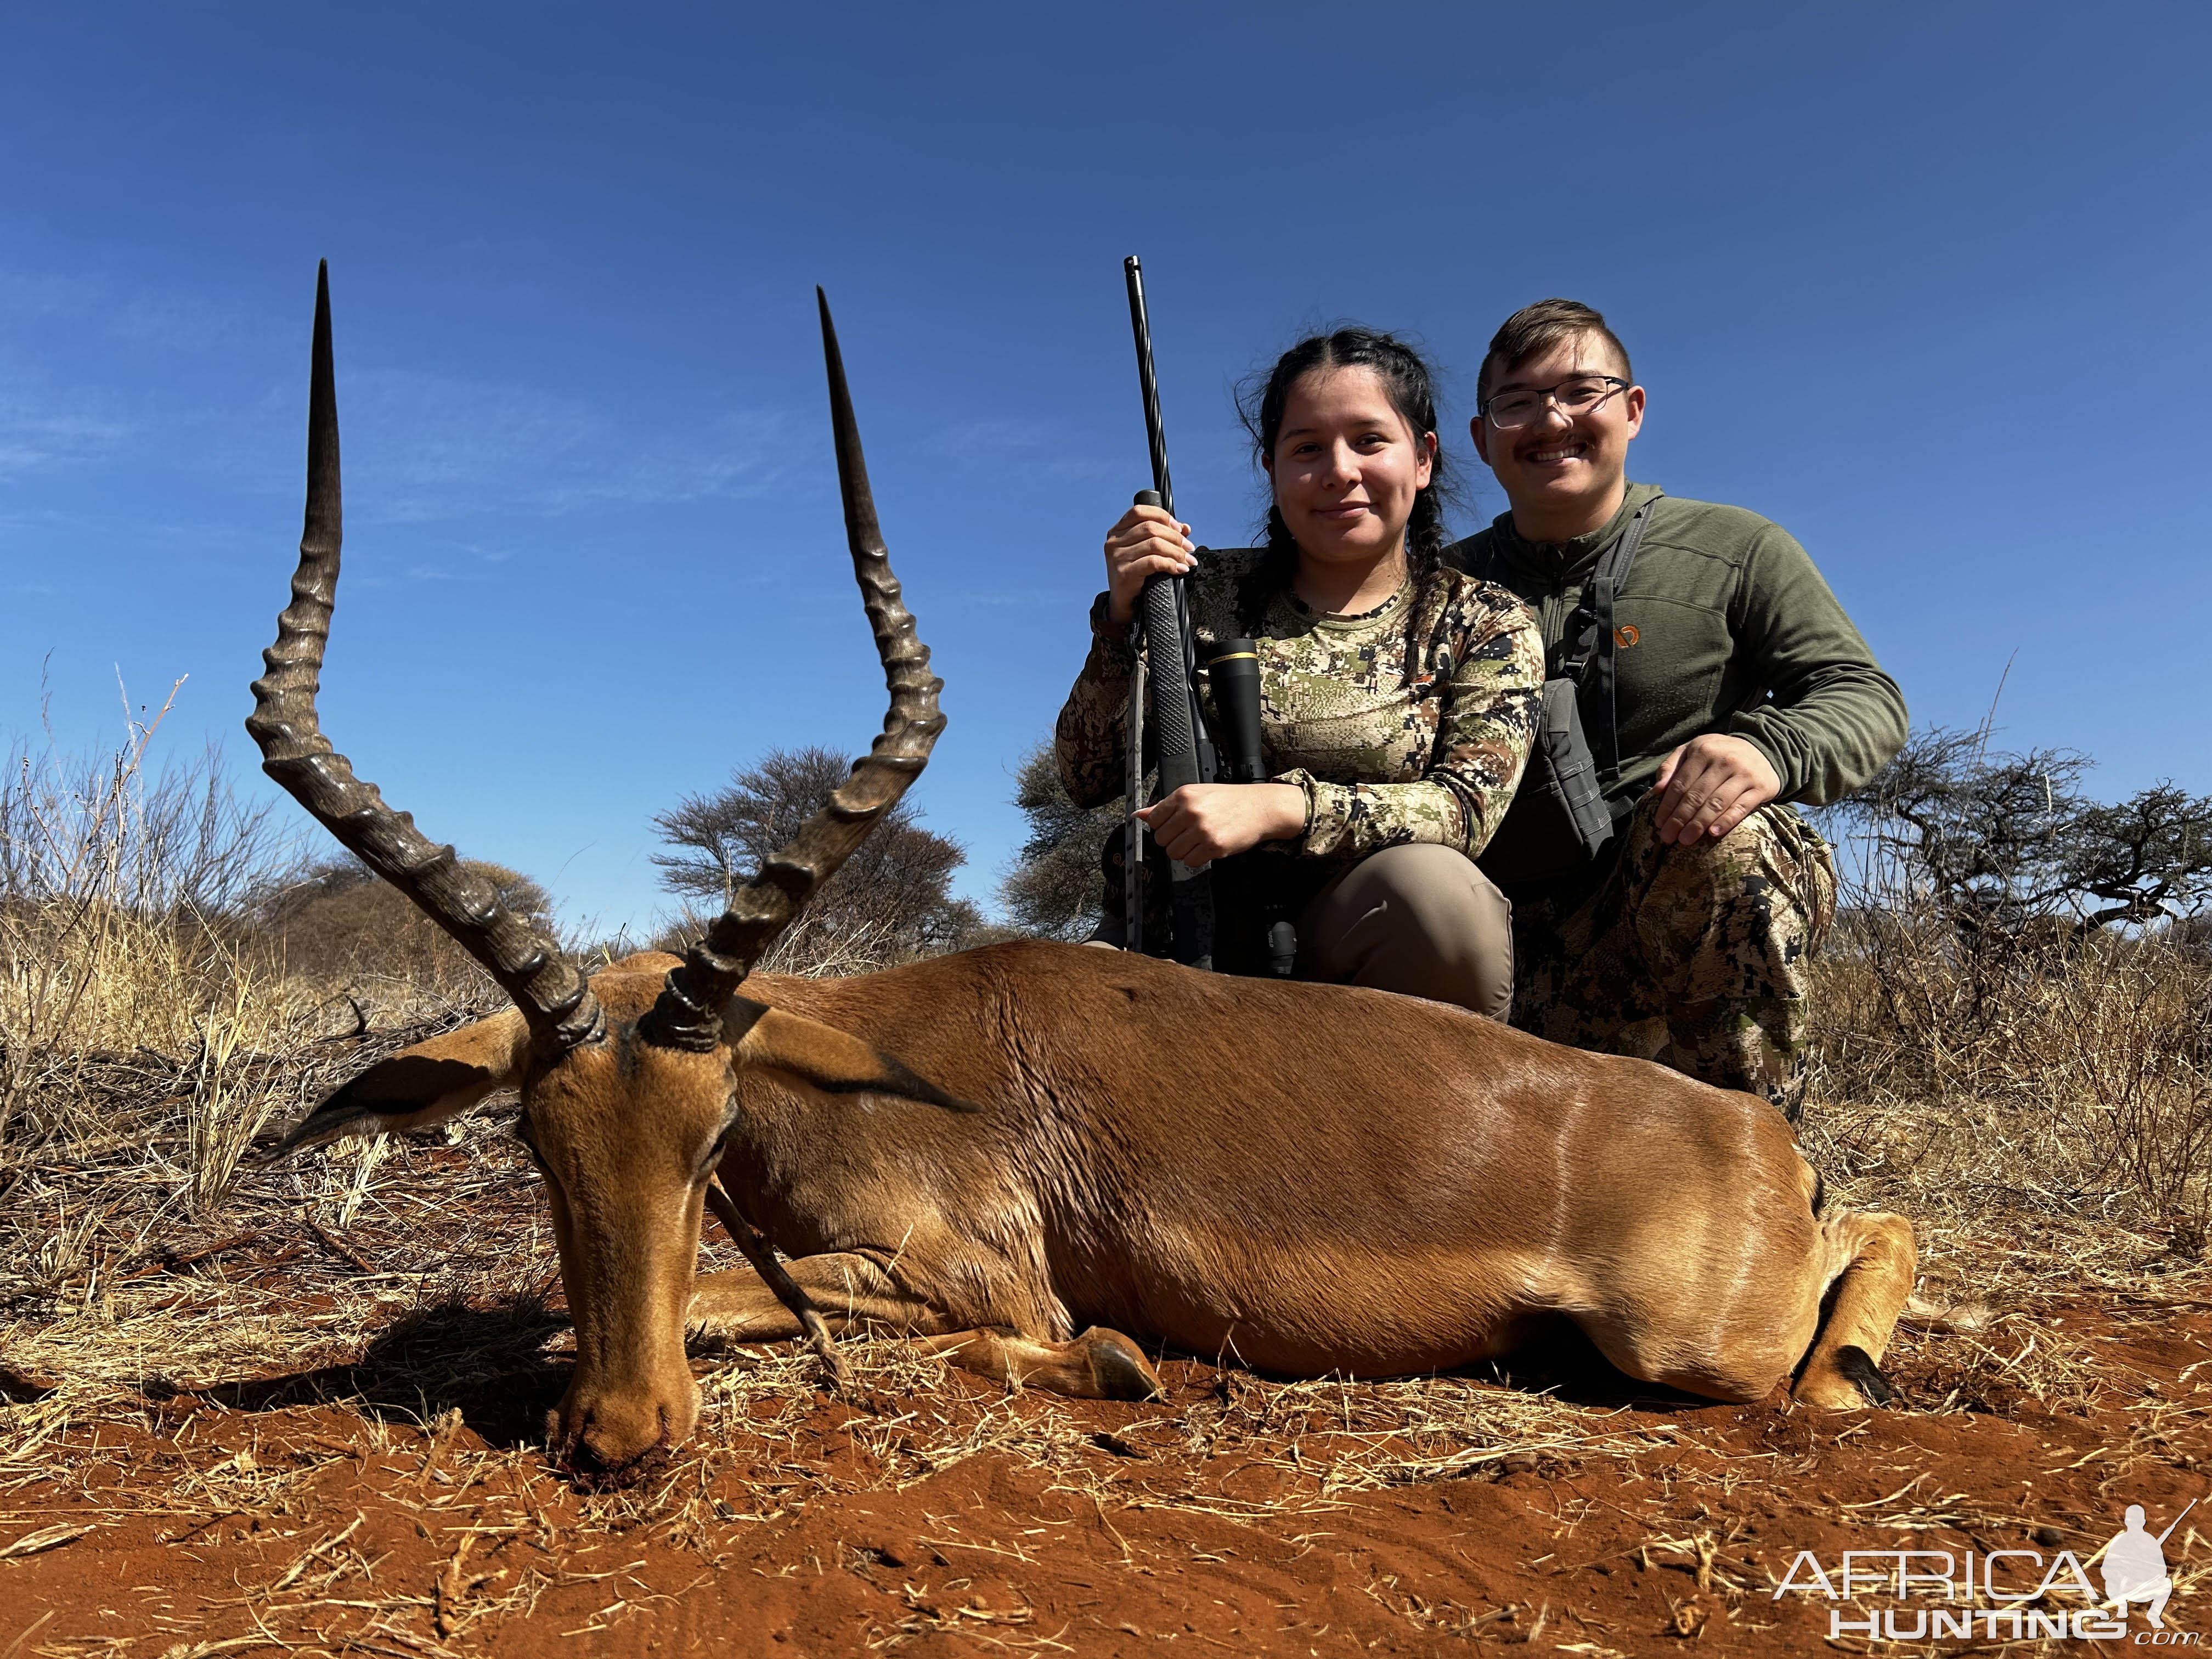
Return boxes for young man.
[1452,298,1906,1119]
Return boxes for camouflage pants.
[1506,795,1837,1118]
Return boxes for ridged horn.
[245,262,604,1053]
[640,290,945,1051]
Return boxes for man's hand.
[1651,735,1781,846]
[1103,503,1197,627]
[1137,782,1305,868]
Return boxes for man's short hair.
[1478,299,1633,404]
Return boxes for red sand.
[4,1294,2203,1656]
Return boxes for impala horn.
[246,262,605,1053]
[639,290,945,1052]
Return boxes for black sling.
[1472,494,1660,861]
[1556,494,1658,795]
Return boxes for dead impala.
[251,267,1917,1480]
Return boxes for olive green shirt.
[1449,483,1906,885]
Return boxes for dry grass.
[1805,897,2211,1260]
[1787,838,2212,1438]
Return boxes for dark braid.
[1234,327,1459,637]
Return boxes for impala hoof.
[1797,1344,1897,1409]
[1082,1328,1164,1402]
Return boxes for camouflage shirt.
[1055,550,1545,865]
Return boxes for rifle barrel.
[1124,256,1175,519]
[2155,1496,2197,1544]
[1120,256,1214,967]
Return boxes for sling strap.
[1552,494,1659,790]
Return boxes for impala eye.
[697,1119,737,1181]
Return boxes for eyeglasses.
[1479,375,1630,430]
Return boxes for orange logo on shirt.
[1615,624,1640,647]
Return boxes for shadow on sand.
[147,1295,571,1448]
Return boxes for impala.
[251,267,1916,1481]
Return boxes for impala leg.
[1795,1209,1917,1409]
[1572,1312,1797,1404]
[690,1255,1161,1400]
[690,1251,941,1340]
[911,1327,1164,1402]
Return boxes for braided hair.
[1233,328,1458,634]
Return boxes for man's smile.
[1519,439,1590,466]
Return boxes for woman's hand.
[1651,735,1781,845]
[1103,503,1197,627]
[1137,782,1305,867]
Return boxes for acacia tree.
[651,744,983,967]
[1829,726,2212,939]
[997,741,1121,941]
[2059,783,2212,929]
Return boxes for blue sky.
[4,3,2207,935]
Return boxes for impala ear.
[733,1006,977,1113]
[262,1009,535,1159]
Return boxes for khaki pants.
[1088,844,1515,1020]
[1296,844,1514,1019]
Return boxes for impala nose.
[549,1393,677,1486]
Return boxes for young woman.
[1054,328,1544,1016]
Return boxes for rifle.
[1119,257,1290,975]
[2153,1497,2197,1545]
